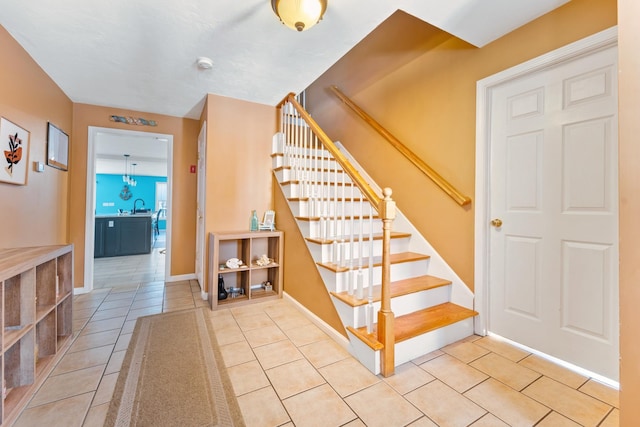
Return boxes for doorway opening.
[84,126,174,291]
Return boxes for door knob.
[491,218,503,228]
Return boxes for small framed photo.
[1,117,30,185]
[47,122,69,171]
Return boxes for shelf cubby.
[0,245,74,426]
[56,296,73,350]
[209,230,283,310]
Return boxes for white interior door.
[195,122,206,290]
[488,45,619,381]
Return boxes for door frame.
[83,126,174,292]
[474,26,618,335]
[195,121,207,298]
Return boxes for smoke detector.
[196,57,214,70]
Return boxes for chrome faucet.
[133,198,145,214]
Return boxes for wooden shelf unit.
[0,245,74,426]
[208,231,283,310]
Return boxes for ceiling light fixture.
[122,154,137,187]
[271,0,327,32]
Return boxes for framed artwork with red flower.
[1,117,30,185]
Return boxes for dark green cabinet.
[94,215,152,258]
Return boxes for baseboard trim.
[283,292,350,351]
[166,273,197,282]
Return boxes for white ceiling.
[0,0,570,121]
[94,129,169,177]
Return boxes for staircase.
[273,94,477,376]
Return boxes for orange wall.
[618,0,639,423]
[0,25,72,248]
[202,94,277,292]
[275,184,346,335]
[306,0,617,291]
[70,104,199,286]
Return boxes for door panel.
[489,46,618,380]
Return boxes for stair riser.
[333,285,452,329]
[272,156,338,171]
[281,147,331,158]
[318,260,430,294]
[275,168,353,185]
[308,238,410,264]
[385,285,452,318]
[296,217,383,239]
[287,199,375,218]
[346,330,379,375]
[280,182,357,199]
[394,318,475,367]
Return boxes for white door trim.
[195,121,207,300]
[474,26,618,335]
[81,126,174,293]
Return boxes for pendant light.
[130,163,137,187]
[122,154,130,183]
[122,154,137,187]
[271,0,327,32]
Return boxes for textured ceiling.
[0,0,569,120]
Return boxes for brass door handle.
[491,218,503,228]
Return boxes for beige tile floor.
[92,231,166,288]
[10,247,620,426]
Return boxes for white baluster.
[367,204,374,333]
[341,165,346,239]
[357,192,364,301]
[358,193,363,269]
[356,268,364,301]
[348,183,355,296]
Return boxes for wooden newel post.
[378,187,396,377]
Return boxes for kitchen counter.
[94,214,152,258]
[95,212,153,218]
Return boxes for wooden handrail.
[282,93,382,209]
[330,86,472,207]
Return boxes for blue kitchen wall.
[96,174,167,229]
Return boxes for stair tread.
[347,302,478,349]
[330,275,451,307]
[318,252,430,273]
[282,180,354,186]
[296,215,379,222]
[306,231,411,245]
[275,165,346,173]
[288,197,365,202]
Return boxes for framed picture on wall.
[47,122,69,171]
[0,117,30,185]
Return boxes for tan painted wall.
[202,94,277,293]
[0,25,72,248]
[70,104,199,287]
[618,0,639,424]
[275,184,346,335]
[306,0,617,291]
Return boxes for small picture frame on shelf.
[259,210,275,231]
